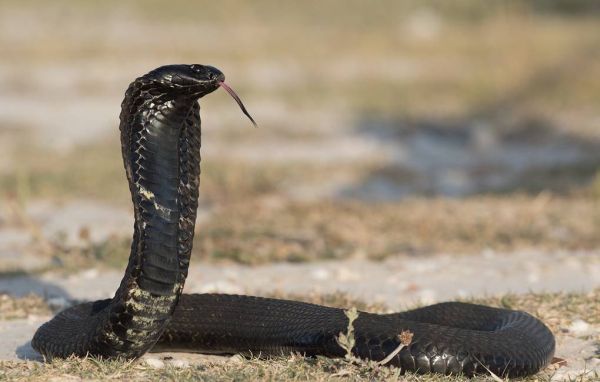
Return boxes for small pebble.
[144,357,165,369]
[568,319,591,336]
[169,359,190,368]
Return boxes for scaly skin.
[32,64,555,378]
[32,64,220,358]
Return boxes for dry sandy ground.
[0,200,599,380]
[0,250,598,380]
[0,4,598,379]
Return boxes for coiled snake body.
[32,64,555,377]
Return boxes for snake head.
[144,64,257,127]
[144,64,224,98]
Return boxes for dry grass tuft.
[1,289,597,381]
[195,194,600,263]
[0,294,50,320]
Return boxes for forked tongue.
[218,82,258,127]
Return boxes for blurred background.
[0,0,599,284]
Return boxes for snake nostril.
[204,65,224,80]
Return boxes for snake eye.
[189,64,219,82]
[190,65,210,79]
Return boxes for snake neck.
[100,78,201,357]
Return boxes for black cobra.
[32,64,555,377]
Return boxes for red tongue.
[218,81,258,127]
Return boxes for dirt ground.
[1,1,599,381]
[0,249,598,380]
